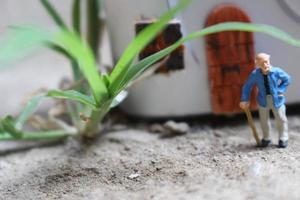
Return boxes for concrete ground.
[1,114,300,200]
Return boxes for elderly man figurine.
[240,53,291,148]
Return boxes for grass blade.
[47,42,83,85]
[0,122,3,133]
[0,26,108,105]
[40,0,67,29]
[15,90,98,130]
[47,43,72,59]
[1,116,23,138]
[87,0,100,57]
[0,130,74,140]
[47,90,98,110]
[0,26,52,68]
[199,22,300,46]
[108,0,192,95]
[110,90,128,108]
[70,60,82,82]
[113,22,300,95]
[15,94,45,130]
[72,0,81,34]
[53,30,108,105]
[71,0,85,84]
[47,44,83,83]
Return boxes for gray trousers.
[258,95,288,141]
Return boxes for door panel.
[204,3,257,114]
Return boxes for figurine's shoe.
[260,139,271,148]
[278,140,288,148]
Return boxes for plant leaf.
[15,94,46,130]
[47,43,72,59]
[0,116,23,138]
[87,0,100,57]
[0,130,73,140]
[15,90,98,130]
[0,26,108,105]
[0,26,52,68]
[0,122,3,133]
[47,43,83,85]
[70,60,83,84]
[40,0,67,29]
[113,22,300,95]
[5,89,97,137]
[47,90,98,110]
[108,0,192,96]
[72,0,81,34]
[110,90,128,108]
[53,30,108,105]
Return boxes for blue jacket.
[241,66,291,108]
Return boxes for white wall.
[105,0,300,117]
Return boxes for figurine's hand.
[239,101,250,110]
[278,93,284,97]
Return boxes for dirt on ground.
[1,113,300,200]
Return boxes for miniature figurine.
[240,53,291,148]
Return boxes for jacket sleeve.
[277,68,291,93]
[241,70,256,102]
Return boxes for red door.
[204,3,257,114]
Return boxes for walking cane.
[243,107,261,146]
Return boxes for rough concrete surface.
[1,114,300,200]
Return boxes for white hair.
[255,53,270,65]
[255,53,270,60]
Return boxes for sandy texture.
[1,115,300,200]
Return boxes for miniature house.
[104,0,300,117]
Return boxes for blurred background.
[1,0,300,117]
[0,0,112,116]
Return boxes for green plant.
[1,0,300,141]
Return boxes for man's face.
[256,56,271,74]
